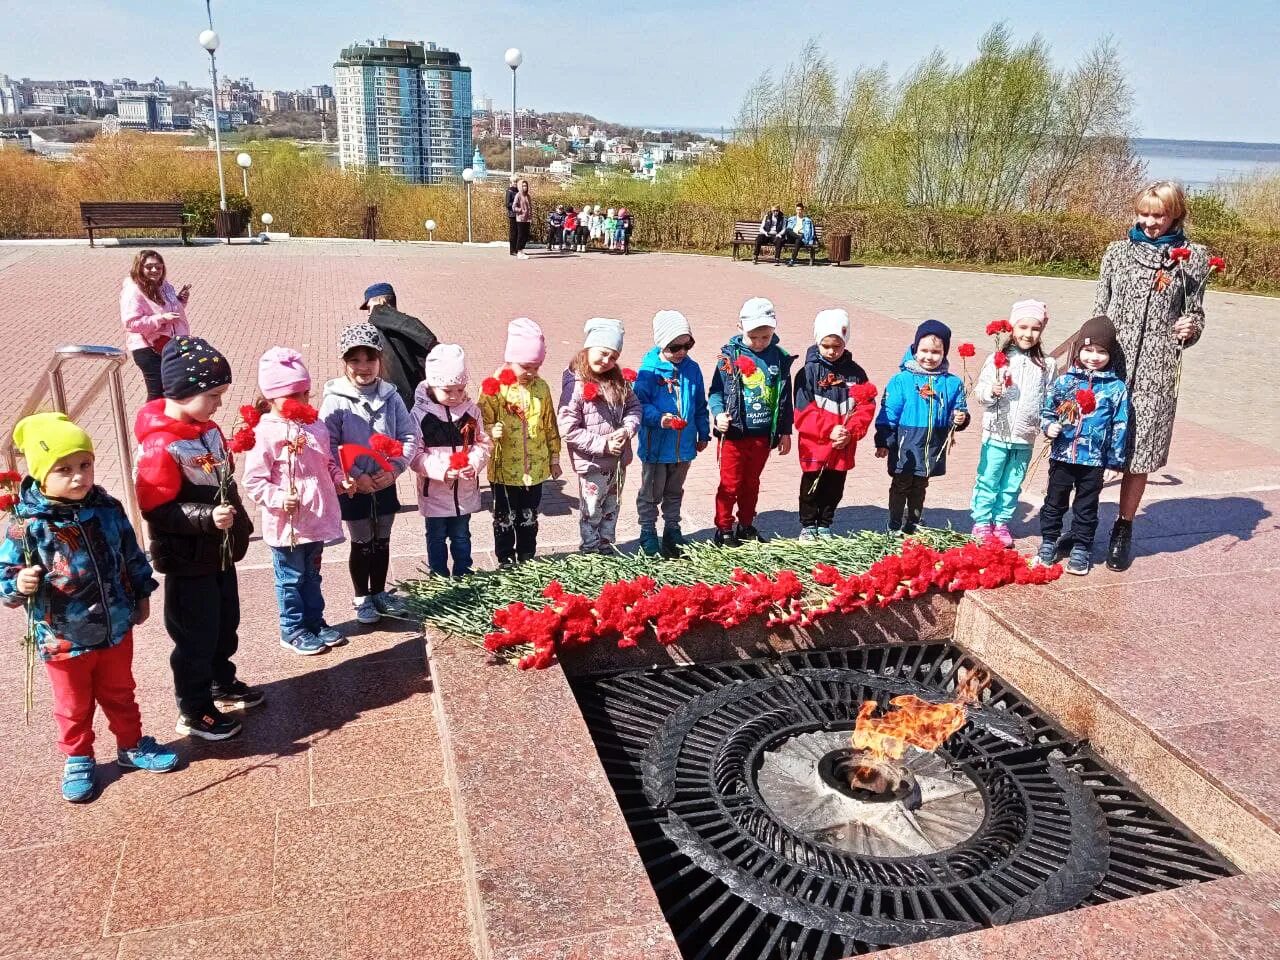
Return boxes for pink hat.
[424,343,469,387]
[1009,299,1049,326]
[504,317,546,365]
[257,346,311,400]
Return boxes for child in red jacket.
[792,309,877,538]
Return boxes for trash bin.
[215,209,250,243]
[829,233,851,265]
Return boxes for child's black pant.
[164,569,240,716]
[1040,460,1105,551]
[888,472,929,530]
[800,469,847,528]
[493,483,543,562]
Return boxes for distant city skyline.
[2,0,1278,143]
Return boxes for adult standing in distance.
[1092,180,1209,572]
[120,250,191,401]
[359,282,439,412]
[753,205,786,264]
[505,175,520,256]
[512,179,533,260]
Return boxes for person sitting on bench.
[777,203,816,265]
[753,205,786,263]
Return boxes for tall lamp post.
[504,48,522,178]
[198,29,228,212]
[236,152,252,197]
[462,167,474,243]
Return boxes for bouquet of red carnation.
[481,377,500,397]
[807,382,878,495]
[498,368,518,387]
[280,398,319,424]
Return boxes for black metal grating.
[571,642,1236,959]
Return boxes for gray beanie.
[652,309,691,349]
[583,317,625,353]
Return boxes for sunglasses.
[666,339,695,353]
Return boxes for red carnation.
[238,404,262,428]
[668,416,688,430]
[226,427,257,453]
[1075,389,1097,415]
[851,382,878,404]
[280,398,319,424]
[498,368,518,386]
[481,377,500,396]
[993,351,1009,369]
[985,319,1013,336]
[369,433,404,458]
[581,382,599,401]
[0,494,16,511]
[448,450,469,471]
[1208,256,1226,272]
[0,470,22,485]
[734,356,757,376]
[1169,247,1192,262]
[957,343,976,358]
[622,368,638,383]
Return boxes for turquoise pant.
[971,440,1032,525]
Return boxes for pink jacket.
[408,389,491,518]
[242,412,347,548]
[120,278,189,353]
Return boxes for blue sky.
[2,0,1277,142]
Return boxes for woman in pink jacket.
[120,249,191,400]
[243,348,353,656]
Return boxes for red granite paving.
[0,242,1276,958]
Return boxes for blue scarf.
[1128,224,1186,247]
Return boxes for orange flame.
[851,666,991,767]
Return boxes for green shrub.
[180,189,252,237]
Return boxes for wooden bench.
[730,219,825,264]
[80,202,189,248]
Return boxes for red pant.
[715,435,772,529]
[43,633,142,758]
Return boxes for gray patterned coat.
[1093,239,1208,473]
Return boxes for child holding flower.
[557,318,641,554]
[1036,315,1130,576]
[970,300,1056,545]
[479,317,562,567]
[409,344,491,577]
[708,297,795,547]
[875,320,969,534]
[243,348,351,655]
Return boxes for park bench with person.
[729,218,825,264]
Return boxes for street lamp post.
[198,29,228,213]
[236,152,252,238]
[504,48,522,178]
[462,167,474,244]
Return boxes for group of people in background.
[753,202,818,265]
[548,204,634,254]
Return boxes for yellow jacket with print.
[479,374,561,487]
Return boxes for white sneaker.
[516,252,529,260]
[353,596,380,624]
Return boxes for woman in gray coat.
[1092,180,1209,571]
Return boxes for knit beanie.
[1077,315,1118,360]
[813,308,849,345]
[1010,299,1049,327]
[13,412,94,485]
[583,317,625,353]
[740,297,777,334]
[424,343,469,387]
[652,310,691,349]
[337,322,384,357]
[911,319,952,358]
[161,336,233,400]
[504,317,546,365]
[257,346,311,400]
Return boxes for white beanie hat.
[813,308,850,345]
[652,309,692,349]
[740,297,777,334]
[1010,299,1049,327]
[583,317,625,353]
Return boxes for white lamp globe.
[462,167,475,183]
[260,213,273,226]
[198,29,220,52]
[236,152,252,169]
[425,219,437,232]
[504,48,523,69]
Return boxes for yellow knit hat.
[12,412,95,484]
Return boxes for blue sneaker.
[281,630,327,656]
[61,756,95,803]
[816,526,835,539]
[1066,545,1092,576]
[118,735,179,773]
[314,625,347,648]
[1034,539,1057,567]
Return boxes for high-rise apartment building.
[334,39,472,184]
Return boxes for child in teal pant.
[970,300,1056,545]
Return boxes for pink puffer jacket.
[556,369,642,477]
[241,413,347,548]
[120,278,189,353]
[409,390,491,518]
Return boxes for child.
[590,205,604,247]
[562,207,578,252]
[557,318,641,554]
[603,208,618,250]
[708,297,795,546]
[576,206,591,252]
[479,317,562,566]
[409,344,491,577]
[320,322,418,625]
[614,208,631,253]
[793,309,875,539]
[1037,315,1129,576]
[971,299,1056,546]
[874,320,970,534]
[243,347,351,656]
[134,336,259,741]
[547,205,565,250]
[2,413,178,802]
[635,310,711,557]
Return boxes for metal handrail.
[4,345,144,541]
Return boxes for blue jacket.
[708,334,795,445]
[0,478,157,662]
[1042,367,1129,469]
[786,215,815,245]
[874,353,969,477]
[635,346,711,463]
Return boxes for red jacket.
[792,345,876,473]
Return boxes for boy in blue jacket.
[874,319,969,534]
[1,413,178,803]
[635,310,711,557]
[709,297,795,546]
[1036,315,1130,576]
